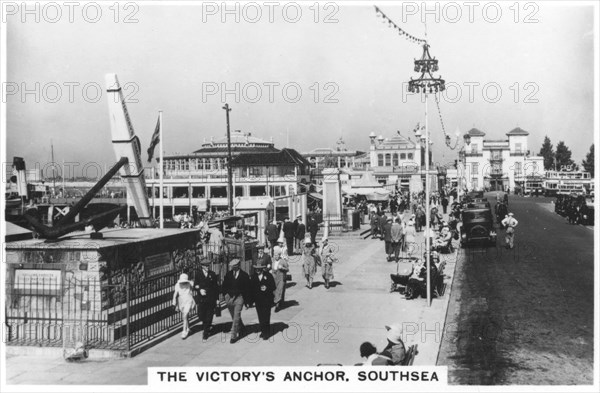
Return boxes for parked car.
[460,208,497,247]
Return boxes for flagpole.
[159,110,164,229]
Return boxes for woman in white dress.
[172,273,196,338]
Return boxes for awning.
[308,192,323,200]
[234,196,274,210]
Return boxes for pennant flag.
[147,115,160,163]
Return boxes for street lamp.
[409,44,445,307]
[457,133,471,201]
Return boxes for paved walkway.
[5,221,459,385]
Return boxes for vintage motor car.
[460,208,497,247]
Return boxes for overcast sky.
[4,1,596,177]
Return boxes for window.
[408,153,413,160]
[210,186,227,198]
[270,185,287,196]
[472,163,479,174]
[192,186,206,198]
[392,154,398,167]
[514,162,522,175]
[400,153,406,160]
[249,166,263,176]
[250,185,266,196]
[471,144,478,154]
[378,154,383,167]
[515,143,522,153]
[173,187,188,198]
[234,186,244,197]
[385,154,391,166]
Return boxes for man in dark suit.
[282,217,295,256]
[249,259,276,340]
[292,215,300,253]
[383,217,393,260]
[307,214,319,245]
[191,257,220,340]
[221,259,251,344]
[295,216,306,254]
[265,220,279,256]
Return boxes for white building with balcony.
[462,127,543,192]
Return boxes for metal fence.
[4,244,252,352]
[312,213,348,233]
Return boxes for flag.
[147,115,160,163]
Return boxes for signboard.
[14,269,62,295]
[144,252,173,278]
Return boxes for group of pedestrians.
[265,214,318,256]
[171,214,337,344]
[171,248,286,343]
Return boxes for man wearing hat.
[307,214,319,246]
[501,212,519,249]
[256,243,272,272]
[383,216,393,260]
[249,258,276,339]
[265,220,279,256]
[191,258,220,340]
[282,217,295,258]
[294,215,306,254]
[221,258,251,343]
[271,239,289,311]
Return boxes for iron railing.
[4,243,252,353]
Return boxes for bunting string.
[434,93,458,150]
[374,6,427,45]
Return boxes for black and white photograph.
[1,1,598,391]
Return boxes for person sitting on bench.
[380,324,406,365]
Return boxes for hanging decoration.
[434,93,459,150]
[374,6,427,45]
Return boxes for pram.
[390,257,418,294]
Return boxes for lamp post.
[457,134,471,201]
[408,44,445,307]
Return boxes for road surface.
[438,193,594,384]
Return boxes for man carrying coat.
[191,257,220,340]
[249,258,276,340]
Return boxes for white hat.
[177,273,192,284]
[385,324,403,344]
[508,212,514,216]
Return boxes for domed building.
[161,130,279,178]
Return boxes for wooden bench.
[401,344,418,365]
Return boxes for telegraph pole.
[223,103,234,214]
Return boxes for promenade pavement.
[5,218,459,385]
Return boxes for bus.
[543,169,592,197]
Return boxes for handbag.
[314,254,322,267]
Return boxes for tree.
[581,144,594,178]
[538,136,554,170]
[555,141,574,170]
